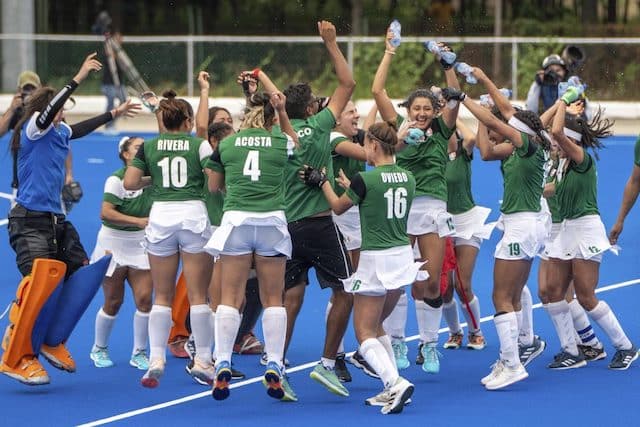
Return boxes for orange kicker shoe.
[0,355,50,385]
[168,335,190,359]
[41,343,76,373]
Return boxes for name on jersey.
[381,172,409,183]
[157,139,190,151]
[234,136,272,147]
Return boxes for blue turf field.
[0,132,639,426]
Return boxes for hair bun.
[162,89,177,99]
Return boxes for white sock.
[519,286,534,346]
[494,312,519,368]
[546,301,579,356]
[148,305,172,362]
[417,300,442,343]
[377,334,397,370]
[215,305,241,363]
[383,291,408,340]
[210,310,216,347]
[262,306,287,367]
[415,300,429,343]
[326,301,345,354]
[588,301,632,350]
[190,304,214,364]
[461,296,482,335]
[132,310,149,354]
[94,308,116,349]
[443,299,462,334]
[568,299,601,348]
[360,338,398,389]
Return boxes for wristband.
[251,68,261,79]
[385,50,396,55]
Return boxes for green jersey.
[556,150,599,220]
[331,131,365,197]
[545,156,562,224]
[395,115,454,201]
[445,139,475,214]
[634,137,640,167]
[102,167,152,231]
[500,134,545,214]
[285,108,336,222]
[346,164,416,251]
[204,179,225,226]
[131,133,212,202]
[206,127,290,213]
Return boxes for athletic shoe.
[262,372,298,402]
[0,356,50,386]
[365,389,412,407]
[519,335,546,367]
[189,358,215,385]
[548,351,587,370]
[335,353,352,382]
[141,358,165,388]
[484,362,528,390]
[421,342,442,374]
[233,332,264,355]
[309,363,349,397]
[608,347,639,370]
[183,336,196,361]
[350,351,379,379]
[264,361,285,400]
[41,343,76,373]
[90,346,114,368]
[168,335,189,358]
[467,334,486,350]
[443,333,463,350]
[392,340,410,370]
[481,360,504,385]
[415,342,424,365]
[260,352,290,367]
[210,357,246,380]
[129,350,149,371]
[578,344,607,362]
[212,360,232,400]
[380,377,414,415]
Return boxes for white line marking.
[0,219,7,227]
[0,192,14,200]
[77,278,640,427]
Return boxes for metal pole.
[512,40,518,99]
[187,38,194,96]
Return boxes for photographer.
[525,54,568,114]
[0,71,41,136]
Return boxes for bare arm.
[320,169,354,215]
[320,21,356,121]
[205,168,224,193]
[270,91,299,148]
[475,120,514,161]
[473,67,516,121]
[371,28,398,124]
[363,103,378,131]
[610,164,640,244]
[441,68,461,130]
[123,166,145,191]
[462,96,523,148]
[543,182,556,198]
[550,100,584,164]
[195,71,210,139]
[100,201,148,228]
[455,118,477,155]
[335,140,366,162]
[65,151,74,184]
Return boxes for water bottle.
[404,128,425,145]
[480,88,512,107]
[389,20,402,48]
[454,62,478,84]
[425,41,457,65]
[558,76,586,97]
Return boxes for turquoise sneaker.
[421,342,442,374]
[309,363,349,397]
[129,350,149,371]
[212,361,232,401]
[392,340,410,370]
[90,346,114,368]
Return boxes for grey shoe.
[608,347,639,370]
[519,335,546,367]
[548,350,587,370]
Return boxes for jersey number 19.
[384,187,408,219]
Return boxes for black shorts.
[8,204,88,278]
[285,215,352,290]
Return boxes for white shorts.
[90,226,149,277]
[451,205,496,249]
[342,245,428,296]
[205,210,291,258]
[494,212,547,260]
[544,215,614,263]
[538,222,562,261]
[145,201,212,257]
[407,195,455,237]
[333,206,361,251]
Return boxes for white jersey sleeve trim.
[104,175,125,199]
[25,112,54,141]
[199,139,213,161]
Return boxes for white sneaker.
[484,362,528,390]
[480,360,504,385]
[381,377,414,415]
[189,358,215,386]
[141,358,165,388]
[365,389,412,407]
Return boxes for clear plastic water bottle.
[425,41,457,65]
[558,76,586,97]
[479,88,512,107]
[454,62,478,84]
[389,20,402,48]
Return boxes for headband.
[507,116,536,136]
[563,127,583,141]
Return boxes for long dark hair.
[565,107,613,159]
[159,90,193,131]
[10,86,57,154]
[367,121,398,156]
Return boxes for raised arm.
[371,28,398,124]
[363,103,378,131]
[320,21,356,120]
[461,95,522,148]
[610,158,640,244]
[473,113,514,161]
[270,91,298,148]
[195,71,210,138]
[70,99,140,139]
[455,118,477,155]
[550,99,583,164]
[473,66,516,121]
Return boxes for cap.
[542,54,566,70]
[17,71,41,90]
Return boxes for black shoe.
[608,347,639,370]
[548,350,587,370]
[578,344,607,362]
[519,335,546,367]
[349,351,379,379]
[415,343,424,365]
[188,359,245,385]
[335,353,352,383]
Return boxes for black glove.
[62,181,83,213]
[441,87,466,102]
[301,165,328,188]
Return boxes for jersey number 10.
[158,156,188,188]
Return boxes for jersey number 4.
[158,156,187,188]
[243,151,261,182]
[383,187,408,219]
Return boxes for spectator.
[525,54,568,114]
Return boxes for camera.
[542,69,561,85]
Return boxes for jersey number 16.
[383,187,408,219]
